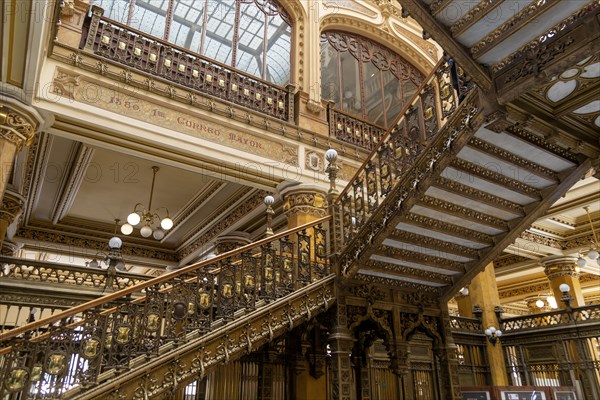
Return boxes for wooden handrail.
[335,58,446,202]
[0,216,331,343]
[93,14,288,91]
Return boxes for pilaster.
[542,256,585,307]
[469,262,508,386]
[328,290,355,400]
[0,189,25,255]
[281,183,329,228]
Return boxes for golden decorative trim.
[450,0,503,36]
[283,191,329,219]
[470,0,561,59]
[0,105,36,150]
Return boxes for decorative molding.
[470,0,562,58]
[0,105,36,150]
[518,231,563,249]
[420,194,507,230]
[450,0,503,36]
[51,143,95,225]
[365,259,453,285]
[0,191,25,226]
[493,254,530,269]
[177,189,269,260]
[15,227,177,262]
[402,212,494,245]
[354,273,441,293]
[283,190,329,219]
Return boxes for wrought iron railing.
[449,316,483,333]
[0,256,151,291]
[0,217,330,398]
[82,6,294,123]
[500,304,600,333]
[327,107,386,151]
[330,58,468,253]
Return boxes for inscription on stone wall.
[51,69,297,165]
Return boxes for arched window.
[321,31,424,128]
[93,0,292,86]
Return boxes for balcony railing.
[82,6,294,123]
[0,256,151,291]
[500,304,600,333]
[327,107,386,151]
[0,217,330,398]
[449,316,483,334]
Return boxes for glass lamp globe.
[488,326,496,334]
[160,217,173,230]
[484,328,492,336]
[108,236,122,249]
[547,296,558,309]
[559,283,570,293]
[495,330,503,337]
[120,223,133,235]
[264,195,275,206]
[535,299,545,308]
[127,212,141,225]
[153,229,165,240]
[576,256,587,267]
[325,148,338,162]
[140,225,153,238]
[588,249,599,260]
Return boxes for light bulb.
[488,326,496,334]
[588,250,599,260]
[495,330,502,337]
[140,225,152,238]
[535,299,545,308]
[264,195,275,205]
[153,229,165,240]
[127,212,141,225]
[120,223,133,235]
[559,283,570,293]
[325,148,338,162]
[108,236,122,249]
[484,329,492,336]
[160,217,173,230]
[576,257,587,267]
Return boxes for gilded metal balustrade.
[327,106,387,151]
[0,218,330,398]
[500,304,600,333]
[82,6,294,123]
[329,58,467,253]
[0,256,150,291]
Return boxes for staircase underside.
[342,92,591,300]
[67,275,335,399]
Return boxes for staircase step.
[370,248,465,275]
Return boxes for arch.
[401,313,442,345]
[349,305,395,356]
[320,14,435,76]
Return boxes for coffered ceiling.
[13,132,275,273]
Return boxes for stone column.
[0,104,37,199]
[469,262,508,386]
[0,190,25,255]
[543,256,585,307]
[455,290,473,317]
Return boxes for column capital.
[0,104,38,151]
[0,190,25,226]
[542,256,579,279]
[281,183,329,219]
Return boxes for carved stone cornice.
[498,281,552,300]
[493,255,530,269]
[0,105,37,150]
[518,231,563,249]
[282,185,329,219]
[542,256,580,279]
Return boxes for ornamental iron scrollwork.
[0,218,330,398]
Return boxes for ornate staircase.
[0,56,595,398]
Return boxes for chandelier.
[120,166,173,240]
[576,206,599,268]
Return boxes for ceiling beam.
[396,0,493,91]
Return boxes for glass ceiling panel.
[93,0,129,23]
[265,13,290,85]
[129,0,168,39]
[169,0,205,50]
[203,0,234,65]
